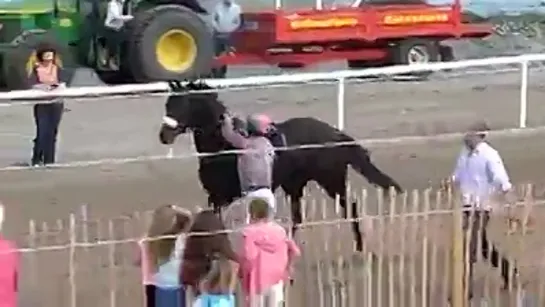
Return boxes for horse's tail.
[348,146,403,193]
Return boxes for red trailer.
[214,0,492,77]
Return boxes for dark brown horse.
[160,81,403,251]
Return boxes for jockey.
[220,113,276,218]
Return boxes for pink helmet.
[246,113,273,135]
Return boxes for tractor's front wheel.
[127,5,214,82]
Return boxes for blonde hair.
[201,256,239,294]
[249,198,270,220]
[147,205,192,270]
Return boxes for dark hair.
[467,121,490,139]
[181,210,237,287]
[35,43,57,62]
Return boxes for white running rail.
[0,53,540,129]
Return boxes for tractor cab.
[86,0,130,71]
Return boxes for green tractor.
[0,0,216,90]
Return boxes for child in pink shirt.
[0,204,19,307]
[239,198,300,307]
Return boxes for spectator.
[193,257,237,307]
[146,205,193,307]
[30,45,69,167]
[239,198,300,307]
[180,209,239,302]
[451,121,517,299]
[212,0,241,56]
[136,223,154,307]
[0,203,19,307]
[104,0,133,69]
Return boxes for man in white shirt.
[103,0,133,68]
[451,122,516,299]
[212,0,241,56]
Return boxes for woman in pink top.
[239,198,300,307]
[0,204,19,307]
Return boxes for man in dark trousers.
[30,45,68,166]
[451,121,517,300]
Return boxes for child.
[193,256,238,307]
[145,205,192,307]
[0,203,19,307]
[239,198,301,307]
[137,238,155,307]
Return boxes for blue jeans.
[194,294,235,307]
[32,103,63,165]
[155,286,185,307]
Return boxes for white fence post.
[519,61,529,128]
[337,77,346,130]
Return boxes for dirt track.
[3,68,545,306]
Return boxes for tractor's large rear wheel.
[127,5,214,82]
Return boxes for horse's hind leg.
[281,181,306,238]
[208,195,220,212]
[318,175,364,252]
[208,194,228,221]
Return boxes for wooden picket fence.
[12,184,545,307]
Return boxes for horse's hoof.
[355,242,363,252]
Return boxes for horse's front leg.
[208,195,224,217]
[283,184,304,238]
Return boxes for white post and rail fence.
[0,53,539,130]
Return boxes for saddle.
[266,124,287,148]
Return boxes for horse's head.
[159,81,226,145]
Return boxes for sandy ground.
[3,67,545,306]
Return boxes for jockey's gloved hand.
[220,112,232,123]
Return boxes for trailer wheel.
[127,5,214,82]
[391,39,439,79]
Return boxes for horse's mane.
[172,80,227,120]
